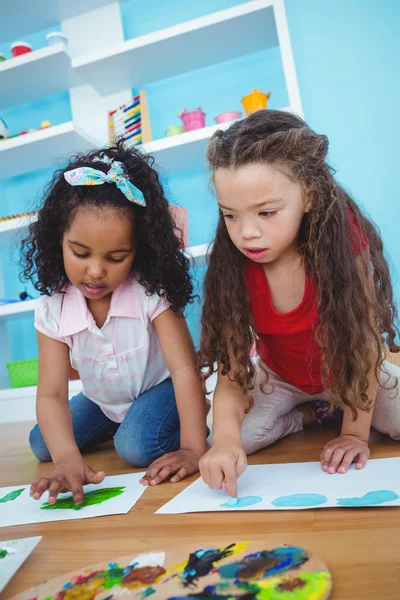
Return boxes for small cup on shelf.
[11,42,33,57]
[45,32,68,47]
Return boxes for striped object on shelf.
[0,211,36,223]
[108,90,152,148]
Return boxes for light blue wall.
[2,0,399,370]
[285,0,400,299]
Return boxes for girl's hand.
[199,442,247,498]
[30,458,105,505]
[320,434,370,474]
[140,449,201,486]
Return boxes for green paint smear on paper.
[0,548,9,559]
[0,488,25,503]
[40,486,126,511]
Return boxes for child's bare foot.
[297,403,317,426]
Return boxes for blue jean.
[29,378,181,467]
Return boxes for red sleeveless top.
[243,213,368,394]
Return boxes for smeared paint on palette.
[11,541,332,599]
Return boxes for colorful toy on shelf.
[0,53,5,62]
[215,110,242,124]
[4,121,51,140]
[0,118,9,140]
[11,41,33,57]
[178,108,206,132]
[108,90,152,147]
[241,89,271,115]
[165,124,185,137]
[45,32,68,47]
[0,210,37,223]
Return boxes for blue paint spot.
[219,546,309,580]
[227,496,238,506]
[337,490,400,506]
[220,495,262,509]
[272,493,328,507]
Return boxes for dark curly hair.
[199,110,399,417]
[20,141,194,312]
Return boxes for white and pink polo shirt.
[34,276,170,422]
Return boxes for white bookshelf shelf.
[0,122,99,179]
[0,299,39,322]
[0,214,36,251]
[0,379,83,402]
[0,0,119,43]
[143,120,236,174]
[0,379,83,423]
[0,44,75,110]
[73,0,278,95]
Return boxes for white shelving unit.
[0,0,120,43]
[0,214,35,251]
[0,0,302,421]
[0,44,75,110]
[0,379,83,424]
[0,122,100,179]
[0,299,38,322]
[73,1,278,95]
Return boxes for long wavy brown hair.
[198,110,399,417]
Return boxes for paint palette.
[11,541,332,599]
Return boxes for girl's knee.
[113,431,159,467]
[29,425,52,462]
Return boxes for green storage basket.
[6,358,39,388]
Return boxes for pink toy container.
[215,111,241,124]
[11,42,33,57]
[179,108,206,132]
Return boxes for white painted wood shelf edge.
[72,0,276,93]
[0,44,74,110]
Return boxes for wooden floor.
[1,420,400,599]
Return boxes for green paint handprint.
[41,486,126,511]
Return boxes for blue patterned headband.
[64,161,146,207]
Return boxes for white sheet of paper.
[0,473,146,528]
[157,457,400,514]
[0,536,42,592]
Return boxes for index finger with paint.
[222,470,238,499]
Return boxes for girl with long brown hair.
[198,110,400,498]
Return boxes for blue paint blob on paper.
[220,495,263,509]
[337,490,399,507]
[227,496,238,506]
[272,493,328,507]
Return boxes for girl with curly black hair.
[21,143,207,506]
[198,110,400,498]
